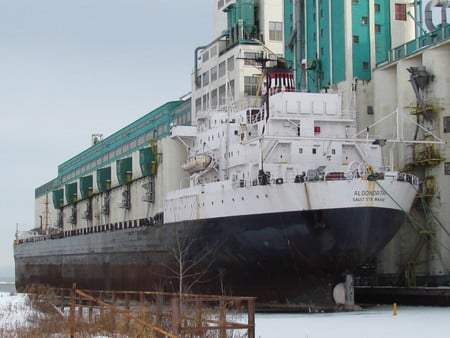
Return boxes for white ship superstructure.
[168,90,416,224]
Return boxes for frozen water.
[255,305,450,338]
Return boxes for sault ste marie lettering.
[353,190,386,202]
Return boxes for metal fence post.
[70,283,76,338]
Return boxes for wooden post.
[248,298,256,338]
[70,283,76,338]
[89,299,93,323]
[125,292,130,310]
[99,291,104,316]
[195,298,202,330]
[171,297,180,335]
[57,289,63,312]
[219,298,226,338]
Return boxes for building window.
[352,0,358,3]
[375,24,381,33]
[219,61,226,77]
[353,35,360,43]
[195,98,202,113]
[202,94,209,110]
[244,76,259,96]
[210,45,218,57]
[374,3,380,12]
[395,4,407,21]
[202,51,209,63]
[361,16,368,25]
[228,80,235,99]
[202,71,209,86]
[210,66,218,82]
[444,116,450,132]
[211,89,218,108]
[227,56,235,72]
[269,21,283,41]
[363,61,369,70]
[218,84,226,105]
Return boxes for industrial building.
[32,0,449,296]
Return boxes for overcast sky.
[0,0,213,276]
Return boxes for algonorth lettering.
[353,190,386,202]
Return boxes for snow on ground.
[0,292,36,330]
[1,292,450,337]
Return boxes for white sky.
[0,0,213,276]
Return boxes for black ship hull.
[14,206,404,304]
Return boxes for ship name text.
[353,190,386,202]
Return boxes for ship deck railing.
[14,216,156,245]
[233,170,419,189]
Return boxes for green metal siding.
[284,0,294,72]
[96,167,111,193]
[386,24,450,65]
[374,0,391,64]
[331,1,345,83]
[352,1,371,80]
[224,0,256,42]
[52,189,64,209]
[36,178,58,199]
[79,175,93,199]
[305,0,319,92]
[116,157,132,185]
[57,100,181,179]
[139,147,156,177]
[65,182,78,205]
[318,1,330,89]
[239,0,256,38]
[35,98,190,200]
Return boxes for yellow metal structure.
[414,135,446,166]
[399,97,446,286]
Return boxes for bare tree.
[167,228,218,301]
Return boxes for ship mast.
[238,51,273,185]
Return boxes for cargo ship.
[14,1,419,305]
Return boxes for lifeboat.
[181,154,212,173]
